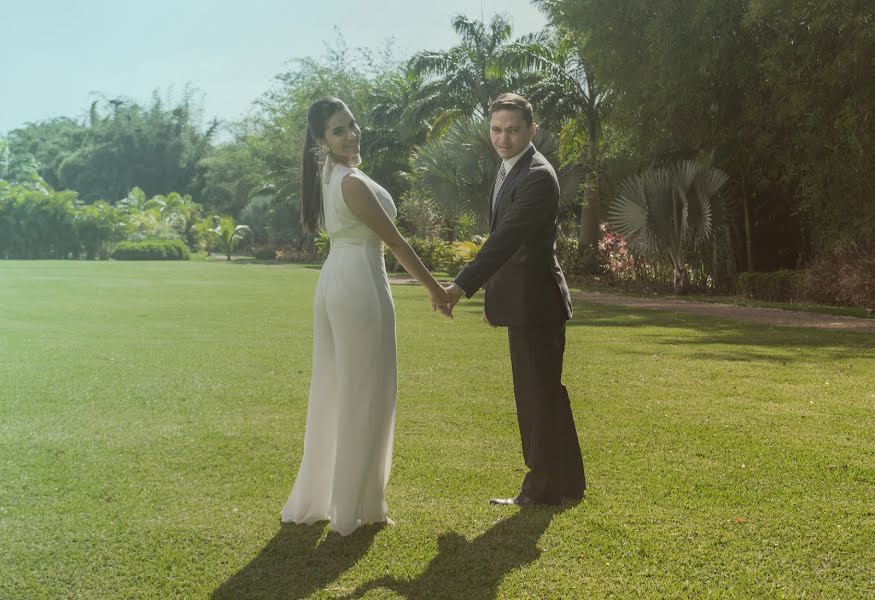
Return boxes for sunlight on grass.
[1,261,873,598]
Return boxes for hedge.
[111,239,191,260]
[736,270,803,302]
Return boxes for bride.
[281,97,451,535]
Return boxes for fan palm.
[607,161,728,293]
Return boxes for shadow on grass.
[568,302,875,361]
[343,504,570,600]
[211,522,378,599]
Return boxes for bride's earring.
[318,145,334,180]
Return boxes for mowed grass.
[1,261,873,599]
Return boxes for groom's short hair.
[489,93,534,125]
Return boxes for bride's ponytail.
[301,96,348,234]
[301,127,322,234]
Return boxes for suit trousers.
[507,322,585,503]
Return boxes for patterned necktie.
[492,162,507,213]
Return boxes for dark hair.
[301,96,348,233]
[488,93,534,125]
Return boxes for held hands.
[430,283,464,318]
[431,284,496,328]
[430,286,453,318]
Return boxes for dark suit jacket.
[454,145,573,327]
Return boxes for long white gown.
[281,160,398,536]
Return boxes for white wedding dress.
[281,160,397,536]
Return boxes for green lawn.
[1,261,873,599]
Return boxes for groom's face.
[490,109,536,160]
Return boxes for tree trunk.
[743,186,754,272]
[579,169,600,246]
[579,203,599,246]
[673,265,689,294]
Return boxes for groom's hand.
[430,286,454,319]
[443,283,464,313]
[436,304,453,318]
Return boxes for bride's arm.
[341,175,450,309]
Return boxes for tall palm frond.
[408,13,525,133]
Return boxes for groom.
[445,93,585,506]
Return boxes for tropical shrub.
[555,234,584,277]
[802,243,875,308]
[314,232,331,261]
[598,225,635,281]
[75,201,123,259]
[607,160,728,293]
[446,239,484,276]
[191,216,220,254]
[383,237,456,273]
[411,237,456,272]
[252,245,277,260]
[0,185,78,259]
[275,246,321,263]
[454,210,479,241]
[736,270,803,302]
[111,239,191,260]
[399,189,442,238]
[210,216,252,261]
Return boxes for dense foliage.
[2,8,871,306]
[8,90,217,203]
[537,0,875,267]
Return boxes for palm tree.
[412,117,580,229]
[607,160,728,293]
[193,215,220,255]
[117,187,148,213]
[211,216,251,261]
[411,118,497,226]
[506,34,611,249]
[408,14,531,136]
[361,69,430,202]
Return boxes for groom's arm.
[452,169,557,298]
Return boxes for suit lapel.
[489,145,536,232]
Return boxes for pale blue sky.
[1,0,548,135]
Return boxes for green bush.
[253,245,277,260]
[384,237,456,273]
[412,237,456,272]
[445,240,484,276]
[555,235,582,277]
[275,246,321,263]
[111,239,191,261]
[736,270,803,302]
[555,234,607,278]
[314,232,331,261]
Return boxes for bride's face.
[318,108,361,166]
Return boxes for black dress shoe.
[489,494,537,506]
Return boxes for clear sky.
[0,0,549,135]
